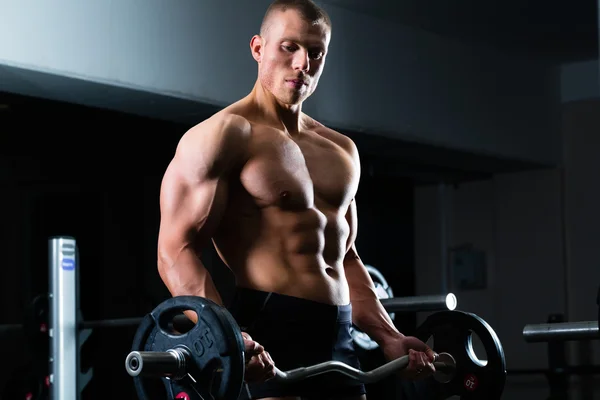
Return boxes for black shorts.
[228,287,367,399]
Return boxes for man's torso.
[204,100,360,305]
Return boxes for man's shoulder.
[182,110,252,145]
[170,111,253,174]
[304,114,358,157]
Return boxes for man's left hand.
[380,335,437,380]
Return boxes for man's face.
[253,9,330,106]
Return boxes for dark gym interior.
[0,0,598,399]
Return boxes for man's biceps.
[160,196,205,232]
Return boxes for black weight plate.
[131,296,245,400]
[414,310,506,400]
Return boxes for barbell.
[126,348,456,384]
[124,296,507,400]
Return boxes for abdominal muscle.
[213,205,351,306]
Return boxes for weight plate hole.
[467,330,488,367]
[159,310,198,336]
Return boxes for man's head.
[250,0,332,106]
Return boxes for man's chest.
[239,131,359,210]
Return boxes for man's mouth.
[286,79,307,88]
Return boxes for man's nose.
[293,50,310,72]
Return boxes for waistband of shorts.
[229,287,353,324]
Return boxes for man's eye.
[310,52,323,60]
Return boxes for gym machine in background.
[0,236,462,399]
[522,287,600,341]
[516,286,600,399]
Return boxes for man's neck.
[249,81,304,135]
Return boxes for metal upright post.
[49,236,78,399]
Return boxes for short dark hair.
[260,0,332,36]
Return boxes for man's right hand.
[242,332,276,383]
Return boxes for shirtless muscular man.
[157,1,436,398]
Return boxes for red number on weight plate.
[464,374,478,391]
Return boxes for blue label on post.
[62,258,75,271]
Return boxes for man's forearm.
[345,257,404,345]
[157,246,223,306]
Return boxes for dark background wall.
[0,0,564,166]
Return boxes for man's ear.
[250,35,264,62]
